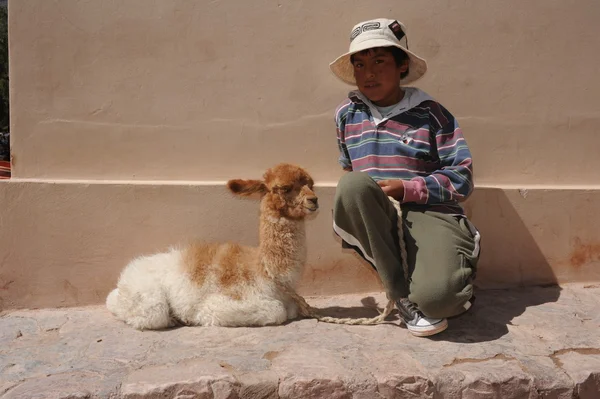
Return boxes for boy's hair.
[350,46,410,79]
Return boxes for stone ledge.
[1,180,600,310]
[1,284,599,398]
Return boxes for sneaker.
[395,298,448,337]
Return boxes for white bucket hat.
[329,18,428,86]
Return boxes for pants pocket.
[456,215,481,260]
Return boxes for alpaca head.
[227,163,318,220]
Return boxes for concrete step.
[1,284,599,398]
[2,179,600,311]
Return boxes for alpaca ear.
[227,179,267,196]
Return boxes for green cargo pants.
[333,172,480,318]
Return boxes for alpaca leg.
[193,295,289,327]
[106,288,120,315]
[109,286,172,330]
[107,250,184,330]
[284,297,299,320]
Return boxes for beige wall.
[3,1,600,310]
[9,0,600,184]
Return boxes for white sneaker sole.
[406,318,449,337]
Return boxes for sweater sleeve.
[334,100,352,170]
[402,104,474,204]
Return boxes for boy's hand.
[377,179,404,201]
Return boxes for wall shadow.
[430,188,562,342]
[320,188,562,342]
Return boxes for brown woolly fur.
[182,242,218,286]
[192,163,318,292]
[216,243,258,289]
[227,179,267,196]
[260,164,317,220]
[182,242,260,301]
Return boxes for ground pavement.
[1,284,599,398]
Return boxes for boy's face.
[352,48,408,107]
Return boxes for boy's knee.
[409,283,473,319]
[334,172,386,211]
[408,254,475,318]
[334,173,390,226]
[335,172,375,198]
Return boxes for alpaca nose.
[307,197,318,207]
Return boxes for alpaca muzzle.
[305,197,319,212]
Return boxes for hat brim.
[329,39,428,86]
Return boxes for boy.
[329,18,481,337]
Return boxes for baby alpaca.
[106,163,319,330]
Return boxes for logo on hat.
[388,20,405,41]
[350,21,382,41]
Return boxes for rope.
[388,196,410,281]
[280,196,409,326]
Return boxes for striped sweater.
[335,88,474,214]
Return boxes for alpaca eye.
[281,186,292,193]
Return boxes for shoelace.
[399,299,420,318]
